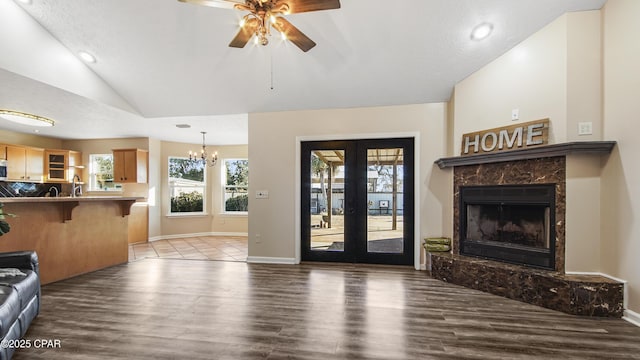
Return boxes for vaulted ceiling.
[0,0,606,144]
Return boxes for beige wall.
[453,11,605,275]
[601,0,640,313]
[147,138,162,239]
[159,141,248,238]
[453,10,602,149]
[567,11,603,141]
[565,155,602,270]
[247,103,449,265]
[0,129,62,149]
[454,14,568,151]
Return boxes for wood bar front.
[0,197,141,284]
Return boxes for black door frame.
[301,138,415,265]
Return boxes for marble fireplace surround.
[432,141,624,317]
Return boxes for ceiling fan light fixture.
[471,22,494,41]
[0,109,55,127]
[179,0,340,52]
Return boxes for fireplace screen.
[460,185,555,270]
[466,204,550,249]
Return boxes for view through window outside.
[169,157,206,213]
[224,159,248,213]
[89,154,117,191]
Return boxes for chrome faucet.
[72,174,82,197]
[48,186,59,197]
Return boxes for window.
[169,157,206,214]
[89,154,118,191]
[224,159,248,213]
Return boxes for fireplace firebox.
[459,184,556,270]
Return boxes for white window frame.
[88,154,120,192]
[222,158,248,215]
[168,156,207,216]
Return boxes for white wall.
[601,0,640,315]
[0,1,136,114]
[247,104,450,265]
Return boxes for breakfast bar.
[0,196,141,284]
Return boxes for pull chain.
[270,51,274,90]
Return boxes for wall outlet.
[255,234,261,244]
[511,108,520,121]
[578,122,593,135]
[256,190,269,199]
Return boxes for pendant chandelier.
[189,131,218,167]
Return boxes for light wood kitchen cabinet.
[45,150,83,182]
[113,149,148,183]
[6,145,44,182]
[0,144,6,160]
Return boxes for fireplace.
[431,144,622,317]
[459,184,556,270]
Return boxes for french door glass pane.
[366,148,404,254]
[310,150,345,252]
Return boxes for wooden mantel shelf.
[435,141,616,169]
[0,196,142,222]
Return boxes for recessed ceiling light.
[176,124,191,129]
[17,0,32,5]
[0,109,55,127]
[471,22,494,41]
[78,51,96,63]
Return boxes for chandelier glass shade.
[189,131,218,167]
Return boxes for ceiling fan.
[178,0,341,52]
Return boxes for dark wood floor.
[14,259,640,359]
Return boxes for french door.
[301,138,414,265]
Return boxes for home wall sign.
[461,118,549,156]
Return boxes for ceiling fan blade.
[177,0,243,10]
[280,0,341,14]
[273,17,316,52]
[229,18,260,48]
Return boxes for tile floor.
[128,236,248,262]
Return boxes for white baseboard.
[623,309,640,327]
[148,232,248,242]
[246,256,297,265]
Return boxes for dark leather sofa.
[0,251,40,360]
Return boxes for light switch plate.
[511,108,520,121]
[578,122,593,135]
[256,190,269,199]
